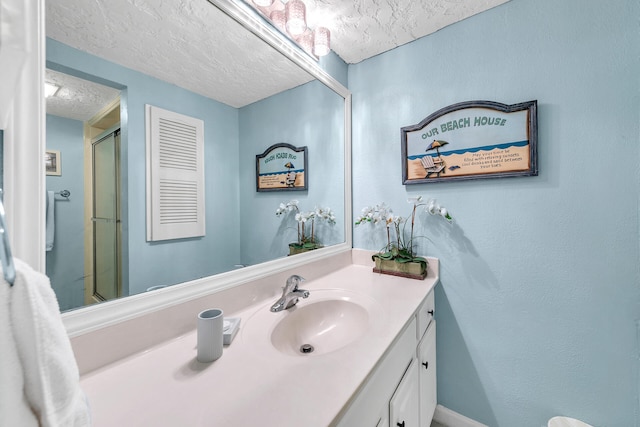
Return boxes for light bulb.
[270,10,286,33]
[285,0,306,36]
[253,0,274,7]
[297,32,314,56]
[313,27,330,56]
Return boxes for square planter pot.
[288,243,323,256]
[373,257,428,280]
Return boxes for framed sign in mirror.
[402,100,538,184]
[45,150,62,176]
[256,143,308,191]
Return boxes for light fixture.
[252,0,274,6]
[313,27,330,57]
[44,82,60,98]
[296,32,314,56]
[285,0,306,36]
[248,0,332,58]
[270,9,286,33]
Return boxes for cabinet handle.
[428,309,434,316]
[422,361,429,370]
[397,422,405,427]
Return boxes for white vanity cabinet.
[335,290,436,427]
[77,259,441,427]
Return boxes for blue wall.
[238,80,345,265]
[45,115,85,310]
[319,50,348,88]
[47,39,241,296]
[349,0,639,426]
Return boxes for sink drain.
[300,344,314,354]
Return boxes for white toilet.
[548,416,593,427]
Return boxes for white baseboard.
[433,404,488,427]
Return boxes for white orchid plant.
[276,200,336,250]
[355,196,452,267]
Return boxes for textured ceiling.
[45,69,121,121]
[301,0,510,64]
[46,0,314,113]
[45,0,509,119]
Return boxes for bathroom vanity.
[77,252,438,426]
[336,287,436,427]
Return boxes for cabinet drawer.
[416,290,435,340]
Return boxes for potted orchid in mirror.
[276,200,336,255]
[355,196,452,280]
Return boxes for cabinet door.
[418,320,437,426]
[335,318,418,427]
[389,359,419,427]
[376,416,390,427]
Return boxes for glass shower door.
[92,130,120,301]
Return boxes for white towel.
[46,191,55,251]
[0,263,37,426]
[0,258,91,426]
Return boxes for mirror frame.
[1,0,46,279]
[46,0,352,336]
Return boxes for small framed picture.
[45,150,61,176]
[256,143,308,192]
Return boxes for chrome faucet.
[270,275,309,312]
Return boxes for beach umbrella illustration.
[426,140,449,156]
[284,161,295,169]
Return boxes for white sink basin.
[271,299,368,356]
[242,289,383,357]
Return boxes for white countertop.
[80,260,439,427]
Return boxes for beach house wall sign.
[401,100,538,184]
[256,143,308,191]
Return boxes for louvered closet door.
[146,105,205,241]
[92,130,120,301]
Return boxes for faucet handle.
[285,274,305,291]
[297,288,310,298]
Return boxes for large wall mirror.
[43,0,351,334]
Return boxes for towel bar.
[55,189,71,199]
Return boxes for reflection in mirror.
[0,130,3,193]
[45,0,347,313]
[45,68,123,311]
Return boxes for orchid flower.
[356,196,453,259]
[315,206,336,225]
[275,199,300,216]
[407,195,423,205]
[277,200,336,245]
[426,198,453,222]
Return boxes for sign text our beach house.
[401,100,538,184]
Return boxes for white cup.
[197,308,224,363]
